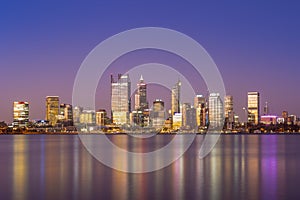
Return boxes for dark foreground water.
[0,135,300,200]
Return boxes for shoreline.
[1,132,300,135]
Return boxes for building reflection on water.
[13,136,28,200]
[0,135,299,199]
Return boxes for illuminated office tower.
[247,92,260,124]
[96,109,107,126]
[73,106,83,125]
[171,80,181,116]
[80,110,95,124]
[59,104,73,120]
[224,95,234,130]
[13,101,29,127]
[208,93,224,128]
[224,95,233,118]
[134,75,148,111]
[59,104,73,126]
[150,99,165,128]
[194,95,206,128]
[111,74,131,125]
[46,96,59,126]
[182,103,196,130]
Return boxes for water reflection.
[1,135,300,199]
[13,136,28,200]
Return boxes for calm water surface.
[0,135,300,200]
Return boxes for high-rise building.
[130,110,144,126]
[224,95,234,130]
[134,75,148,111]
[73,106,83,125]
[182,103,196,130]
[209,93,224,128]
[111,74,131,125]
[247,92,260,124]
[171,80,181,116]
[224,95,233,118]
[59,104,73,126]
[59,104,73,120]
[46,96,59,126]
[96,109,107,126]
[194,95,206,128]
[13,101,29,127]
[150,99,165,128]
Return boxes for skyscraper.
[59,104,73,126]
[111,74,131,125]
[73,106,83,125]
[134,75,148,111]
[182,103,196,130]
[13,101,29,127]
[194,95,206,128]
[208,93,224,128]
[224,95,233,118]
[247,92,260,124]
[150,99,165,128]
[224,95,234,130]
[171,80,181,116]
[46,96,59,126]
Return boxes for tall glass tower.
[194,95,206,128]
[224,95,234,130]
[46,96,59,126]
[111,74,131,125]
[134,75,148,111]
[171,80,181,116]
[209,93,224,128]
[247,92,260,124]
[13,101,29,127]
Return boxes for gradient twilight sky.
[0,1,300,123]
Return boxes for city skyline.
[2,74,298,127]
[1,2,300,200]
[1,2,300,122]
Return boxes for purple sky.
[0,1,300,123]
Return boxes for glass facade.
[46,96,59,126]
[13,101,29,127]
[111,74,131,125]
[59,104,73,126]
[135,75,148,111]
[194,95,206,128]
[224,95,234,130]
[209,93,224,128]
[79,110,95,124]
[171,80,181,116]
[73,106,83,125]
[247,92,260,124]
[150,99,165,129]
[96,110,107,126]
[182,103,196,130]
